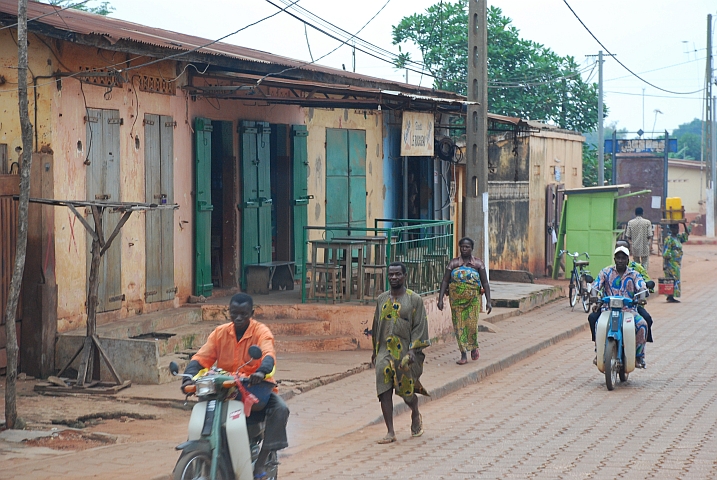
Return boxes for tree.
[44,0,114,15]
[392,1,601,133]
[5,0,34,430]
[670,119,702,160]
[582,143,612,187]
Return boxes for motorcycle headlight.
[196,378,216,396]
[609,298,623,309]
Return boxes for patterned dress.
[448,265,482,353]
[372,290,430,399]
[592,266,649,358]
[663,227,690,298]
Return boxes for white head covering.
[614,246,630,257]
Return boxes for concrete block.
[56,336,160,385]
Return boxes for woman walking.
[437,237,492,365]
[663,223,691,303]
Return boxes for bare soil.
[23,430,115,451]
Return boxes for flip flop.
[377,434,396,444]
[411,414,424,437]
[471,350,479,361]
[456,357,468,365]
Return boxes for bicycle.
[559,250,592,312]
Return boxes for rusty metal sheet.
[614,154,664,226]
[0,0,463,99]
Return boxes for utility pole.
[352,42,356,73]
[465,0,488,269]
[6,0,33,430]
[598,50,605,186]
[706,14,714,237]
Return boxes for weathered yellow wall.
[39,40,308,331]
[528,130,584,275]
[304,107,384,239]
[668,160,704,214]
[0,31,54,171]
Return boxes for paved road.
[281,245,717,479]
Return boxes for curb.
[356,322,587,430]
[278,321,587,458]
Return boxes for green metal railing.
[301,219,453,303]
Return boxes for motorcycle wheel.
[604,339,618,391]
[619,363,629,383]
[580,277,590,313]
[569,272,578,308]
[173,449,230,480]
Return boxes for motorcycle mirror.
[248,345,262,360]
[169,361,179,376]
[585,275,594,284]
[646,280,655,290]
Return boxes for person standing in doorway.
[625,207,653,269]
[437,237,492,365]
[371,262,430,444]
[663,222,691,303]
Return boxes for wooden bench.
[245,261,295,295]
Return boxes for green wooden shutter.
[257,122,273,264]
[348,130,367,229]
[292,125,309,277]
[194,117,213,297]
[326,129,349,234]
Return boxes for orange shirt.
[192,319,277,382]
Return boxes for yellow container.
[665,197,683,220]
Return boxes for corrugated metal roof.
[0,0,462,99]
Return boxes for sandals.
[411,414,424,437]
[377,433,396,444]
[471,349,479,361]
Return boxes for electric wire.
[257,0,395,85]
[562,0,703,95]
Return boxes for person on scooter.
[614,240,655,343]
[181,293,289,479]
[587,246,649,368]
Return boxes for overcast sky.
[106,0,716,136]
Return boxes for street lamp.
[652,109,663,135]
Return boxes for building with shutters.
[0,1,474,375]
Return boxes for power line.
[605,90,705,100]
[258,0,395,84]
[562,0,704,95]
[118,0,303,74]
[606,55,708,83]
[0,0,301,93]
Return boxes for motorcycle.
[594,289,648,391]
[169,345,279,480]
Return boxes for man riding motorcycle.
[587,246,649,368]
[182,293,289,479]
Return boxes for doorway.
[193,118,237,297]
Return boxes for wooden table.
[309,239,365,301]
[333,236,388,300]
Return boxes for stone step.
[273,335,359,353]
[79,307,203,339]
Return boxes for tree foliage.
[582,143,612,187]
[46,0,114,16]
[670,118,702,160]
[392,1,601,133]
